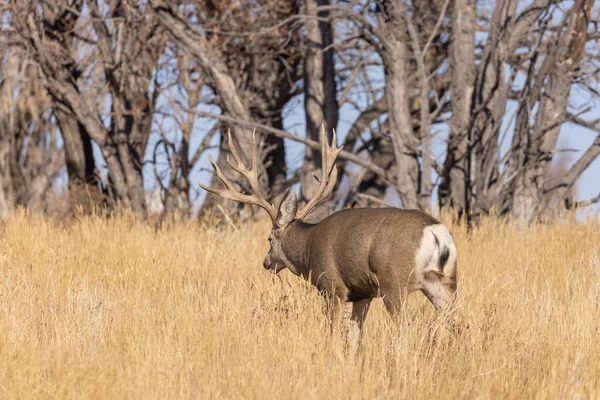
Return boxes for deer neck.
[281,221,314,278]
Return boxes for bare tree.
[301,0,339,202]
[438,0,474,213]
[436,0,599,223]
[153,49,216,216]
[151,0,302,217]
[41,0,100,208]
[507,0,596,222]
[0,47,64,217]
[1,0,598,223]
[7,0,167,214]
[376,1,420,209]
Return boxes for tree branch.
[548,133,600,192]
[183,107,396,187]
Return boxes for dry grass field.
[0,210,599,399]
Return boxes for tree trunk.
[380,1,419,209]
[54,108,101,210]
[264,118,287,203]
[109,94,148,215]
[510,0,593,223]
[0,136,14,219]
[55,110,96,187]
[301,0,339,202]
[347,136,395,208]
[439,0,475,213]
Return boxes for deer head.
[200,127,342,274]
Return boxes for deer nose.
[263,254,271,270]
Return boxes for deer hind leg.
[421,270,456,310]
[381,286,407,321]
[347,298,372,359]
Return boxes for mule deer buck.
[200,129,458,356]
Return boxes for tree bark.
[301,0,339,202]
[405,14,435,210]
[542,133,600,215]
[55,110,96,187]
[54,107,100,214]
[379,1,419,209]
[0,136,14,219]
[510,0,593,223]
[151,1,272,215]
[41,0,101,210]
[439,0,475,213]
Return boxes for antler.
[296,127,343,220]
[199,130,278,224]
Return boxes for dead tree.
[301,0,339,203]
[163,0,598,221]
[9,0,167,214]
[438,0,474,213]
[0,49,64,217]
[151,0,302,217]
[376,1,421,209]
[438,0,599,223]
[40,0,99,207]
[153,50,216,216]
[507,0,596,222]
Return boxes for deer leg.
[421,271,454,310]
[381,286,406,321]
[323,291,347,360]
[347,298,372,359]
[318,278,348,335]
[325,293,345,334]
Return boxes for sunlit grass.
[0,210,598,399]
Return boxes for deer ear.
[301,201,331,224]
[276,189,298,227]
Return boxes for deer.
[200,129,458,357]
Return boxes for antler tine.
[199,131,278,224]
[225,130,265,201]
[321,128,341,199]
[296,126,343,220]
[199,155,249,203]
[226,129,244,168]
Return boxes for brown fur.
[264,204,458,338]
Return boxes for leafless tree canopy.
[0,0,598,223]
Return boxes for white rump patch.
[415,224,457,278]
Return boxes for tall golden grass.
[0,210,599,399]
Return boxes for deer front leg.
[347,298,372,359]
[315,274,347,334]
[323,290,346,361]
[324,291,346,335]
